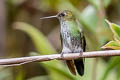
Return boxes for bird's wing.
[82,34,86,52]
[76,19,86,51]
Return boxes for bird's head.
[57,10,74,21]
[40,10,74,21]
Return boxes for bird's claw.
[61,52,65,58]
[79,51,83,57]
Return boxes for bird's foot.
[79,51,83,57]
[61,52,65,58]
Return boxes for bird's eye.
[60,13,65,17]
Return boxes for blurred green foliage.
[102,20,120,80]
[1,0,120,80]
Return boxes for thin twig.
[0,50,120,66]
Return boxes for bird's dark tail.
[74,59,84,76]
[66,60,76,75]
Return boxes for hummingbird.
[40,10,86,76]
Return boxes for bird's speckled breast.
[60,20,83,53]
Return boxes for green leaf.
[101,20,120,80]
[14,22,56,54]
[105,20,120,41]
[102,41,120,50]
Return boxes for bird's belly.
[62,33,82,53]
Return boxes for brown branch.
[0,50,120,66]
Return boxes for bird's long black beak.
[40,15,57,19]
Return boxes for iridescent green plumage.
[40,10,86,76]
[59,11,86,76]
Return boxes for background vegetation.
[0,0,120,80]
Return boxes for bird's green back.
[65,20,82,37]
